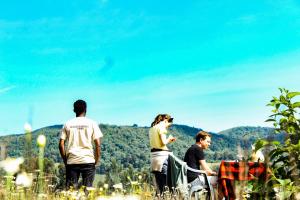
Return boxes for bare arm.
[59,139,67,165]
[94,138,101,165]
[159,133,176,145]
[199,160,217,176]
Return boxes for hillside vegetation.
[0,124,276,173]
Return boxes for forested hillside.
[0,124,277,173]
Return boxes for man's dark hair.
[195,131,211,142]
[73,100,87,115]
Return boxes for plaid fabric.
[218,160,267,200]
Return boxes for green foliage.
[273,178,296,200]
[266,88,300,180]
[254,88,300,199]
[0,124,279,175]
[102,158,152,194]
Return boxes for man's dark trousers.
[66,163,95,189]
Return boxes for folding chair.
[167,154,215,200]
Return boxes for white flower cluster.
[0,157,24,174]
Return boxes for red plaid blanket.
[218,160,267,200]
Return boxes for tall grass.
[0,125,156,199]
[1,116,299,200]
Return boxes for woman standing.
[149,114,176,195]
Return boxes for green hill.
[0,124,277,173]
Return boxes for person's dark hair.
[73,100,87,116]
[195,131,211,142]
[151,114,173,127]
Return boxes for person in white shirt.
[59,100,103,190]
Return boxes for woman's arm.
[159,133,176,145]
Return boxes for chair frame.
[168,154,215,200]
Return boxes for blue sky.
[0,0,300,135]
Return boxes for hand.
[211,171,218,176]
[63,158,67,166]
[169,137,176,143]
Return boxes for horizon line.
[0,123,274,137]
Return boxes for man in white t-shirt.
[59,100,103,190]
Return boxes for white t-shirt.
[60,117,103,164]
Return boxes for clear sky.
[0,0,299,135]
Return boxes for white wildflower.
[37,134,46,147]
[16,172,33,187]
[0,157,24,174]
[295,192,300,200]
[104,183,109,189]
[24,123,32,133]
[130,181,138,185]
[273,187,280,193]
[123,195,140,200]
[113,183,123,190]
[86,187,96,191]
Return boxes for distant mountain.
[0,124,278,173]
[219,126,274,138]
[219,126,284,144]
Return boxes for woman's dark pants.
[153,159,168,194]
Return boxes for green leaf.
[287,92,300,99]
[254,139,268,151]
[270,149,286,160]
[271,141,280,145]
[279,88,284,93]
[281,111,290,117]
[280,95,287,103]
[265,119,276,122]
[277,179,291,186]
[279,118,287,124]
[292,102,300,108]
[273,154,289,163]
[275,129,280,133]
[287,126,295,134]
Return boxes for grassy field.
[208,162,221,172]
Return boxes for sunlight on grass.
[0,124,156,199]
